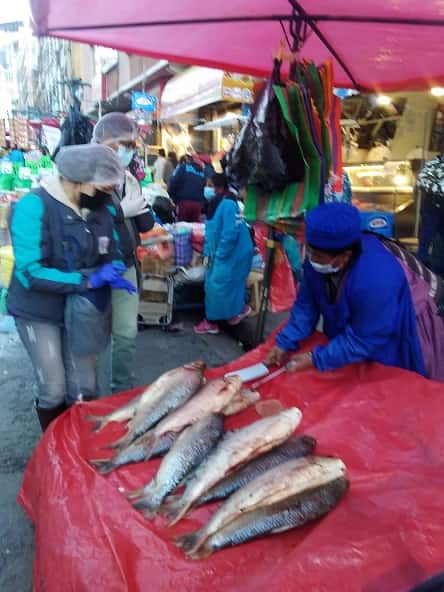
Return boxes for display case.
[344,160,416,238]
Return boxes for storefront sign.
[132,92,157,113]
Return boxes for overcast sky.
[0,0,29,24]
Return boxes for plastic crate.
[140,255,175,277]
[139,274,174,326]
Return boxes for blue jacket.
[168,162,205,204]
[204,199,254,321]
[276,234,426,376]
[8,185,119,325]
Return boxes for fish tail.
[140,434,157,461]
[89,459,115,475]
[159,493,180,510]
[164,498,192,526]
[104,433,132,450]
[174,529,203,552]
[186,543,213,560]
[84,415,107,432]
[132,497,159,519]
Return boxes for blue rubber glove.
[109,275,138,294]
[89,263,125,289]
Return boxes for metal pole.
[415,110,429,239]
[254,227,277,345]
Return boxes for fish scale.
[109,362,205,450]
[164,408,303,526]
[90,431,179,475]
[175,455,347,555]
[198,435,317,506]
[130,414,224,517]
[204,477,349,557]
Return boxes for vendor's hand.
[287,352,314,373]
[203,256,210,268]
[264,346,287,367]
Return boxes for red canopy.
[30,0,444,91]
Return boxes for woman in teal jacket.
[194,174,254,335]
[8,145,136,431]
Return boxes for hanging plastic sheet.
[240,59,343,224]
[18,331,444,592]
[229,60,305,195]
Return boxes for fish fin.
[89,459,115,475]
[84,415,108,432]
[126,486,147,500]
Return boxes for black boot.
[36,403,67,432]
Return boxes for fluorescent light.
[375,95,392,106]
[431,87,444,97]
[393,174,409,186]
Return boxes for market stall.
[23,2,444,590]
[18,333,444,592]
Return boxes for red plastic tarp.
[18,333,444,592]
[253,222,296,313]
[30,1,444,91]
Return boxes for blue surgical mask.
[204,186,216,200]
[309,256,341,274]
[117,146,134,168]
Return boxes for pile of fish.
[86,362,348,558]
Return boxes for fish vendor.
[265,202,444,381]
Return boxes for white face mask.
[309,256,341,275]
[117,146,134,168]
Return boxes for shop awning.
[160,67,254,120]
[194,114,249,132]
[30,1,444,92]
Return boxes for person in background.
[265,202,444,382]
[168,154,206,222]
[327,171,353,204]
[416,149,444,275]
[92,112,154,393]
[197,153,216,180]
[153,148,167,183]
[7,144,136,431]
[194,173,254,334]
[163,151,178,186]
[129,151,146,183]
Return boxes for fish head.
[279,407,303,428]
[222,375,242,394]
[240,388,260,402]
[313,456,347,477]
